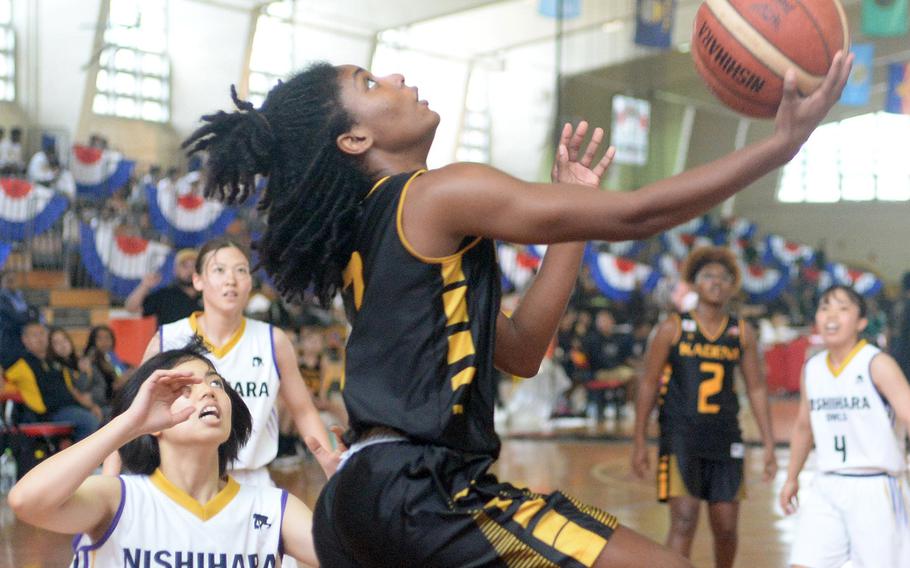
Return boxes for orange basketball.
[691,0,849,118]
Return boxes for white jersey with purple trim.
[805,340,907,474]
[159,313,281,471]
[70,471,287,568]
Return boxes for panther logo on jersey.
[252,356,262,367]
[252,513,272,529]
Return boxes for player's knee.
[712,524,737,544]
[669,512,698,537]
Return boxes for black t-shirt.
[142,285,202,325]
[582,330,634,373]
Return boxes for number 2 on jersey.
[697,362,724,414]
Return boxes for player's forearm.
[785,424,813,481]
[746,385,776,448]
[293,405,332,454]
[633,375,661,445]
[495,242,585,377]
[9,413,134,515]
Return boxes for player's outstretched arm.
[780,370,813,515]
[407,54,852,249]
[280,493,319,567]
[631,317,677,479]
[273,327,340,477]
[740,321,778,481]
[869,352,910,428]
[8,369,199,535]
[495,122,613,377]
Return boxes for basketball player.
[631,247,777,568]
[182,52,851,567]
[143,236,338,485]
[8,344,318,567]
[780,285,910,568]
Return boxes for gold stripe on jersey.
[826,339,868,377]
[532,510,607,567]
[692,313,729,342]
[188,311,246,359]
[395,169,483,264]
[342,251,365,311]
[512,497,546,528]
[150,469,241,521]
[442,286,469,324]
[563,494,618,532]
[448,331,476,364]
[367,175,391,197]
[474,510,557,568]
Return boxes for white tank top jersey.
[159,313,281,471]
[805,341,908,474]
[70,472,287,568]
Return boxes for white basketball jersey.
[71,472,286,568]
[805,341,907,474]
[160,313,281,470]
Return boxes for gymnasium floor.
[0,398,810,567]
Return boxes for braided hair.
[182,63,371,306]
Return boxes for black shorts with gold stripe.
[313,440,618,567]
[656,450,744,503]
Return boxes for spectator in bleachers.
[582,309,636,421]
[1,321,100,441]
[48,327,107,420]
[27,139,58,185]
[0,270,39,367]
[83,325,132,402]
[156,166,180,197]
[123,248,202,325]
[0,127,24,175]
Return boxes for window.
[247,1,294,108]
[778,112,910,203]
[0,0,15,102]
[92,0,170,122]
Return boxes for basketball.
[691,0,850,118]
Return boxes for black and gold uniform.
[298,358,321,395]
[657,312,745,503]
[313,171,618,568]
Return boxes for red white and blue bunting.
[498,243,541,292]
[739,262,790,303]
[585,248,660,302]
[0,178,68,241]
[71,145,135,199]
[79,222,175,298]
[660,216,713,259]
[764,235,816,267]
[607,239,647,258]
[0,241,10,269]
[145,182,236,247]
[826,263,883,297]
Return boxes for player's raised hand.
[551,121,615,188]
[122,369,201,436]
[779,477,800,515]
[774,50,853,159]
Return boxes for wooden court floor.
[0,438,805,567]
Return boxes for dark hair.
[818,284,867,318]
[48,326,79,371]
[682,246,741,289]
[21,320,44,336]
[195,235,250,275]
[182,62,370,306]
[113,343,252,477]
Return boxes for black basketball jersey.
[340,170,502,457]
[659,312,743,458]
